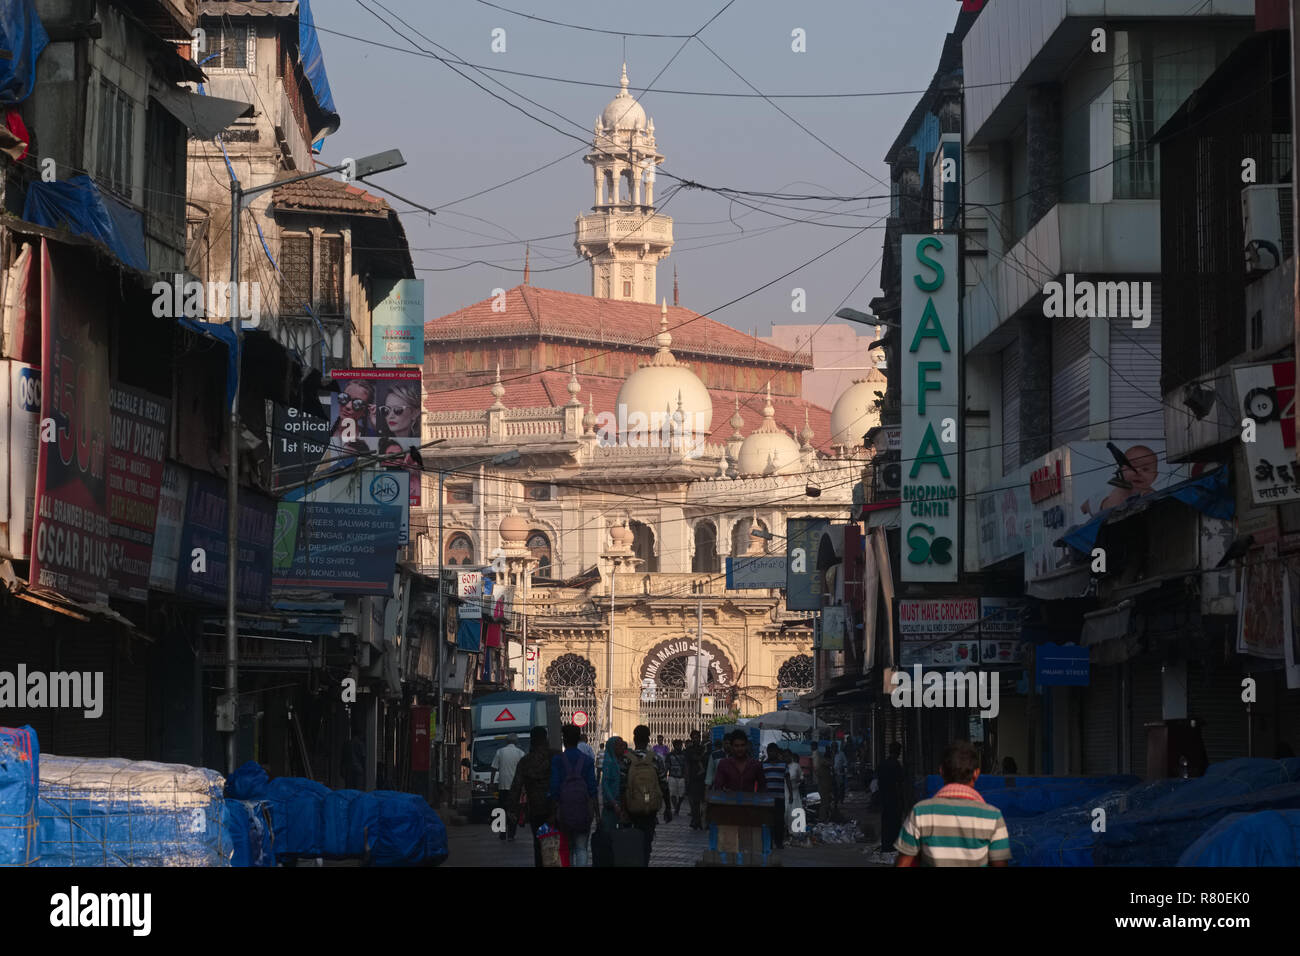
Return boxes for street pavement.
[443,791,889,868]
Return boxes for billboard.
[283,467,409,545]
[175,471,276,608]
[898,597,1024,667]
[147,461,189,592]
[785,517,830,610]
[1234,360,1298,504]
[106,384,170,601]
[271,501,401,595]
[2,361,39,558]
[31,240,111,604]
[270,400,331,492]
[901,234,959,582]
[371,278,424,367]
[324,368,423,506]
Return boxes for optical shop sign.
[901,235,959,582]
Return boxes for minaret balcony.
[576,210,673,245]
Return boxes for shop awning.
[150,85,252,139]
[1058,467,1235,556]
[1026,564,1091,601]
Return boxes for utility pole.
[607,561,615,740]
[435,468,444,804]
[696,598,704,730]
[222,178,242,775]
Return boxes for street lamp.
[222,150,407,774]
[433,447,520,806]
[836,306,900,330]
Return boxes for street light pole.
[607,561,615,741]
[435,467,445,805]
[220,150,406,775]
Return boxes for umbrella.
[748,710,827,733]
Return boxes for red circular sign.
[572,710,589,727]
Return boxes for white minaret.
[575,63,674,304]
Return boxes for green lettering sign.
[908,297,951,353]
[909,422,951,480]
[913,236,945,292]
[917,361,942,414]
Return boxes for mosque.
[414,66,883,743]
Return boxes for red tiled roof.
[423,370,837,452]
[271,176,391,217]
[425,286,811,369]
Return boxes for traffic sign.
[572,710,588,727]
[494,707,517,722]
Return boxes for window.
[777,655,814,691]
[144,101,185,255]
[318,236,344,314]
[629,520,658,572]
[97,80,134,199]
[438,352,451,373]
[445,533,474,565]
[207,23,249,70]
[527,531,552,578]
[446,484,473,505]
[692,521,718,573]
[280,235,312,315]
[499,348,514,369]
[526,484,552,501]
[623,281,632,297]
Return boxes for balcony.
[963,201,1159,354]
[576,212,673,246]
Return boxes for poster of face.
[320,368,423,505]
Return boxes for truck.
[467,691,563,822]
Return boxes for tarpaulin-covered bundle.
[225,800,275,868]
[0,0,48,105]
[23,175,149,272]
[1178,810,1300,866]
[0,726,39,865]
[924,774,1140,819]
[37,755,231,866]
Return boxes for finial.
[656,299,672,351]
[673,266,679,307]
[583,392,596,437]
[729,397,744,436]
[490,362,506,409]
[620,62,629,93]
[523,244,530,285]
[800,407,814,447]
[567,362,581,403]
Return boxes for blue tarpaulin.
[177,317,238,410]
[456,617,482,652]
[23,175,149,272]
[0,0,48,105]
[1178,810,1300,866]
[1061,468,1234,555]
[0,726,38,866]
[297,0,339,138]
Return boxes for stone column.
[1017,315,1052,462]
[1027,83,1062,228]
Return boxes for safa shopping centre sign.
[901,235,959,583]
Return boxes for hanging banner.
[1237,545,1286,660]
[371,278,424,367]
[176,471,276,608]
[3,360,40,558]
[901,234,959,582]
[270,400,331,492]
[785,517,829,610]
[725,554,785,589]
[31,240,111,604]
[324,368,423,505]
[284,467,409,545]
[271,501,401,595]
[106,384,170,601]
[147,461,189,592]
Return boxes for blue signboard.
[785,517,829,610]
[1036,643,1090,686]
[370,278,424,367]
[725,555,786,589]
[176,471,276,608]
[271,501,401,595]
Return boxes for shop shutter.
[1082,664,1120,774]
[1128,661,1164,777]
[1109,284,1163,440]
[50,635,114,757]
[1051,314,1090,447]
[113,639,150,761]
[1188,659,1249,764]
[1001,343,1021,476]
[0,624,55,745]
[1279,684,1300,756]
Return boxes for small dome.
[610,524,633,548]
[601,63,647,131]
[737,386,801,476]
[830,378,881,447]
[616,302,713,441]
[499,509,528,544]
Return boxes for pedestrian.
[490,733,524,842]
[508,726,558,868]
[833,742,848,806]
[595,740,607,788]
[895,740,1010,867]
[813,742,835,819]
[712,729,766,793]
[598,736,626,833]
[550,724,597,867]
[666,739,688,815]
[623,725,671,866]
[1001,756,1018,775]
[684,729,707,829]
[577,733,596,765]
[784,748,803,833]
[876,741,907,853]
[761,743,788,849]
[652,734,670,760]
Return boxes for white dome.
[737,387,801,476]
[601,64,647,131]
[615,303,713,441]
[830,379,880,447]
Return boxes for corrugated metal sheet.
[1051,314,1090,446]
[1189,659,1248,764]
[1001,342,1020,475]
[1110,285,1164,441]
[1082,664,1119,775]
[1129,662,1164,778]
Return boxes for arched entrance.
[544,653,599,740]
[637,636,734,743]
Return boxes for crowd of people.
[486,725,1011,868]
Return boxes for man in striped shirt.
[895,741,1010,867]
[762,744,789,849]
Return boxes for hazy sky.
[313,0,964,335]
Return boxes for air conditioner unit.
[1242,184,1293,274]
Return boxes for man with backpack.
[666,739,688,815]
[622,724,671,866]
[550,724,597,866]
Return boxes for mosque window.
[693,521,719,573]
[445,533,474,566]
[446,484,473,505]
[629,520,658,572]
[623,281,632,297]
